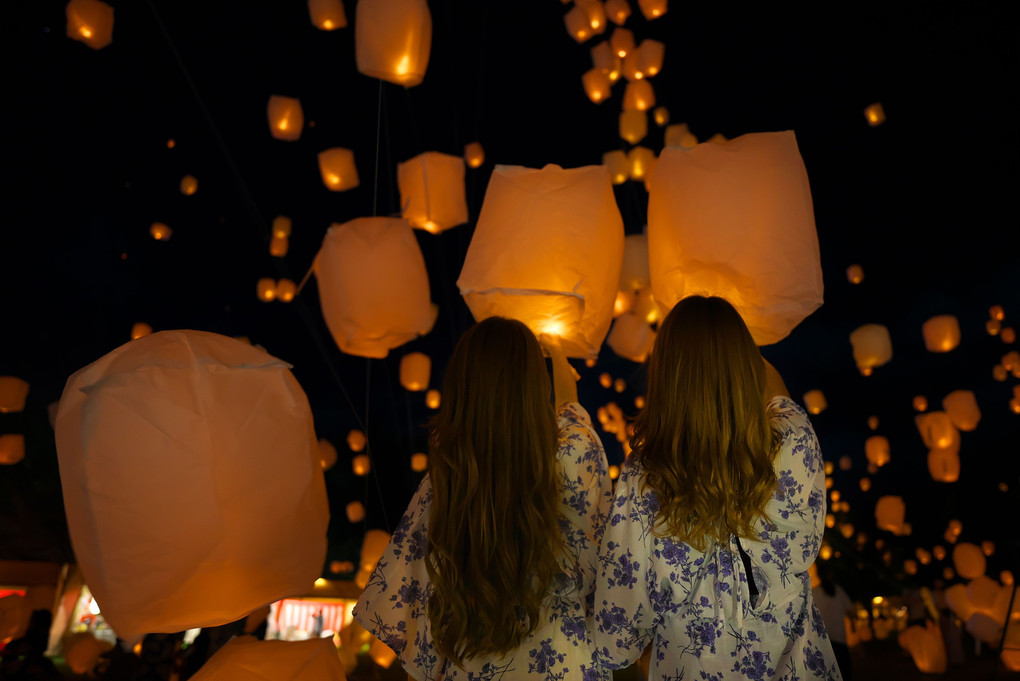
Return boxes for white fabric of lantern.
[314,218,438,359]
[607,313,655,363]
[458,164,624,359]
[648,131,822,345]
[355,0,431,87]
[397,152,468,233]
[54,330,329,641]
[190,635,347,680]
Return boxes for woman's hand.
[539,333,579,406]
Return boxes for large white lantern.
[190,636,347,680]
[355,0,431,86]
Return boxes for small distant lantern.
[664,123,698,148]
[425,389,441,409]
[1002,327,1016,344]
[867,415,879,430]
[989,304,1005,320]
[707,133,728,144]
[849,324,893,375]
[913,395,928,411]
[621,52,643,81]
[986,319,1001,335]
[846,264,864,284]
[150,222,172,241]
[631,287,662,324]
[605,0,631,24]
[355,0,432,86]
[865,436,890,467]
[347,430,366,452]
[608,464,620,479]
[346,500,365,523]
[603,150,629,184]
[803,390,827,415]
[875,496,905,533]
[915,411,958,450]
[613,291,634,317]
[267,95,304,142]
[590,41,616,73]
[904,559,917,575]
[942,389,981,431]
[916,548,932,564]
[360,530,390,573]
[622,80,655,111]
[1002,570,1014,585]
[464,142,485,169]
[953,542,986,579]
[922,315,961,352]
[607,314,655,363]
[653,106,670,126]
[0,434,25,465]
[352,454,371,476]
[637,0,667,19]
[179,175,198,196]
[276,279,297,303]
[582,68,612,103]
[370,637,397,669]
[308,0,347,30]
[269,236,289,257]
[318,439,337,470]
[619,234,650,291]
[619,110,648,144]
[634,395,645,408]
[66,0,114,50]
[410,453,428,472]
[993,364,1008,381]
[399,352,431,391]
[864,103,886,126]
[318,148,359,191]
[636,39,665,77]
[564,6,593,42]
[859,477,871,491]
[610,27,634,58]
[599,373,613,389]
[934,545,946,560]
[0,377,30,413]
[272,216,292,239]
[397,152,468,233]
[130,323,153,340]
[627,146,656,181]
[839,455,852,471]
[981,540,995,557]
[256,278,277,302]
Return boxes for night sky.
[2,1,1018,599]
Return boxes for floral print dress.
[353,402,613,681]
[595,396,842,680]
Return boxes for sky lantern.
[276,279,296,302]
[864,103,886,126]
[846,264,864,284]
[356,530,391,585]
[664,123,698,148]
[130,322,152,340]
[590,41,617,74]
[967,575,1001,617]
[610,27,635,57]
[802,390,827,415]
[944,583,974,622]
[318,439,337,471]
[874,495,905,534]
[53,330,329,641]
[66,0,114,50]
[267,95,304,142]
[865,436,890,467]
[582,68,612,103]
[272,216,292,239]
[637,0,667,19]
[189,636,347,680]
[636,39,665,76]
[1002,327,1016,343]
[269,236,289,257]
[257,278,277,302]
[314,218,437,358]
[613,291,634,317]
[898,622,946,674]
[942,389,981,430]
[627,146,656,181]
[370,637,398,669]
[619,234,650,292]
[867,415,879,430]
[352,454,371,476]
[928,446,960,482]
[605,0,631,24]
[458,164,624,359]
[953,542,987,579]
[411,453,428,472]
[149,222,172,241]
[0,377,29,413]
[849,324,893,375]
[623,80,656,111]
[307,0,347,30]
[648,132,822,345]
[317,148,359,191]
[399,352,431,391]
[425,389,440,409]
[179,175,198,196]
[653,106,669,126]
[356,0,432,86]
[347,429,366,452]
[464,141,485,168]
[915,411,958,450]
[563,6,593,42]
[982,540,995,557]
[0,434,25,465]
[397,152,468,233]
[621,52,643,81]
[607,313,655,363]
[619,110,647,144]
[922,314,961,352]
[578,0,607,32]
[602,150,629,184]
[346,501,365,523]
[913,395,928,411]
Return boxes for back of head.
[631,296,779,549]
[426,317,561,664]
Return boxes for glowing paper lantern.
[846,264,864,284]
[398,152,468,233]
[458,164,624,359]
[0,377,29,413]
[648,132,822,345]
[636,39,665,77]
[276,279,297,303]
[607,313,655,363]
[922,315,961,352]
[314,218,437,358]
[849,324,893,375]
[942,390,981,431]
[410,453,428,472]
[953,543,986,579]
[66,0,113,50]
[273,216,292,239]
[664,123,698,148]
[352,454,371,476]
[875,496,905,534]
[864,103,886,126]
[307,0,347,30]
[425,389,440,409]
[150,222,172,241]
[603,150,629,184]
[619,110,647,144]
[564,6,593,42]
[464,142,485,169]
[361,530,390,572]
[898,622,946,673]
[399,352,431,391]
[610,27,634,57]
[982,540,995,557]
[623,80,655,111]
[653,106,669,126]
[347,430,366,452]
[346,501,366,523]
[65,632,112,675]
[928,446,960,482]
[54,330,329,640]
[257,278,277,302]
[944,584,974,621]
[189,636,346,680]
[370,636,397,668]
[867,415,879,430]
[913,395,928,411]
[130,322,153,340]
[0,435,25,465]
[619,234,650,291]
[865,436,890,467]
[803,390,827,415]
[176,175,198,197]
[356,0,431,86]
[915,411,958,450]
[968,575,1001,616]
[269,236,289,257]
[590,41,618,74]
[605,0,631,24]
[318,148,359,191]
[267,96,304,142]
[0,594,28,645]
[318,439,337,471]
[582,68,612,103]
[627,146,656,181]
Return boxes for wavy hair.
[425,317,562,664]
[630,296,780,550]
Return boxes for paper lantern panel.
[54,330,329,641]
[190,636,346,681]
[308,0,347,30]
[267,96,304,142]
[0,377,29,413]
[397,152,468,233]
[355,0,432,86]
[66,0,113,50]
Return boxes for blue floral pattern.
[353,402,613,680]
[595,396,842,680]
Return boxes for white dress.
[595,396,842,680]
[353,402,613,680]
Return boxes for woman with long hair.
[595,296,841,680]
[354,317,612,680]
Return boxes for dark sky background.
[1,1,1017,600]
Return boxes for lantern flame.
[80,26,93,38]
[396,54,411,76]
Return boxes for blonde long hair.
[631,296,780,550]
[425,317,562,664]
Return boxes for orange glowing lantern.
[986,319,1001,335]
[982,540,995,557]
[425,389,441,409]
[308,0,347,30]
[272,216,292,239]
[583,68,612,103]
[1002,327,1016,343]
[577,0,607,32]
[0,434,25,465]
[0,377,29,413]
[599,373,613,390]
[953,543,986,579]
[130,323,152,340]
[398,152,468,233]
[352,454,371,476]
[637,0,667,19]
[846,264,864,284]
[318,439,337,471]
[915,411,958,450]
[603,150,630,184]
[636,39,665,77]
[664,123,698,148]
[927,446,960,483]
[150,222,172,241]
[458,164,624,359]
[874,495,905,534]
[839,456,851,470]
[922,315,961,352]
[269,236,289,257]
[627,146,656,181]
[623,80,656,111]
[564,6,593,42]
[276,279,297,303]
[990,304,1005,320]
[867,415,879,430]
[411,453,428,472]
[859,477,871,491]
[370,637,397,669]
[464,142,485,169]
[607,314,655,363]
[619,234,650,292]
[605,0,631,24]
[347,430,366,452]
[188,636,346,680]
[967,575,1001,616]
[318,148,359,191]
[803,390,827,415]
[346,501,366,522]
[913,395,928,411]
[53,331,329,640]
[355,0,432,86]
[653,106,670,126]
[942,389,981,431]
[898,622,946,673]
[608,464,620,479]
[934,545,947,561]
[179,175,198,196]
[590,41,620,78]
[267,95,304,142]
[865,436,890,467]
[648,132,822,345]
[944,583,974,621]
[66,0,113,50]
[610,27,634,57]
[257,278,277,302]
[360,529,390,573]
[619,110,648,144]
[399,352,431,391]
[314,218,437,358]
[864,103,886,126]
[849,324,893,375]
